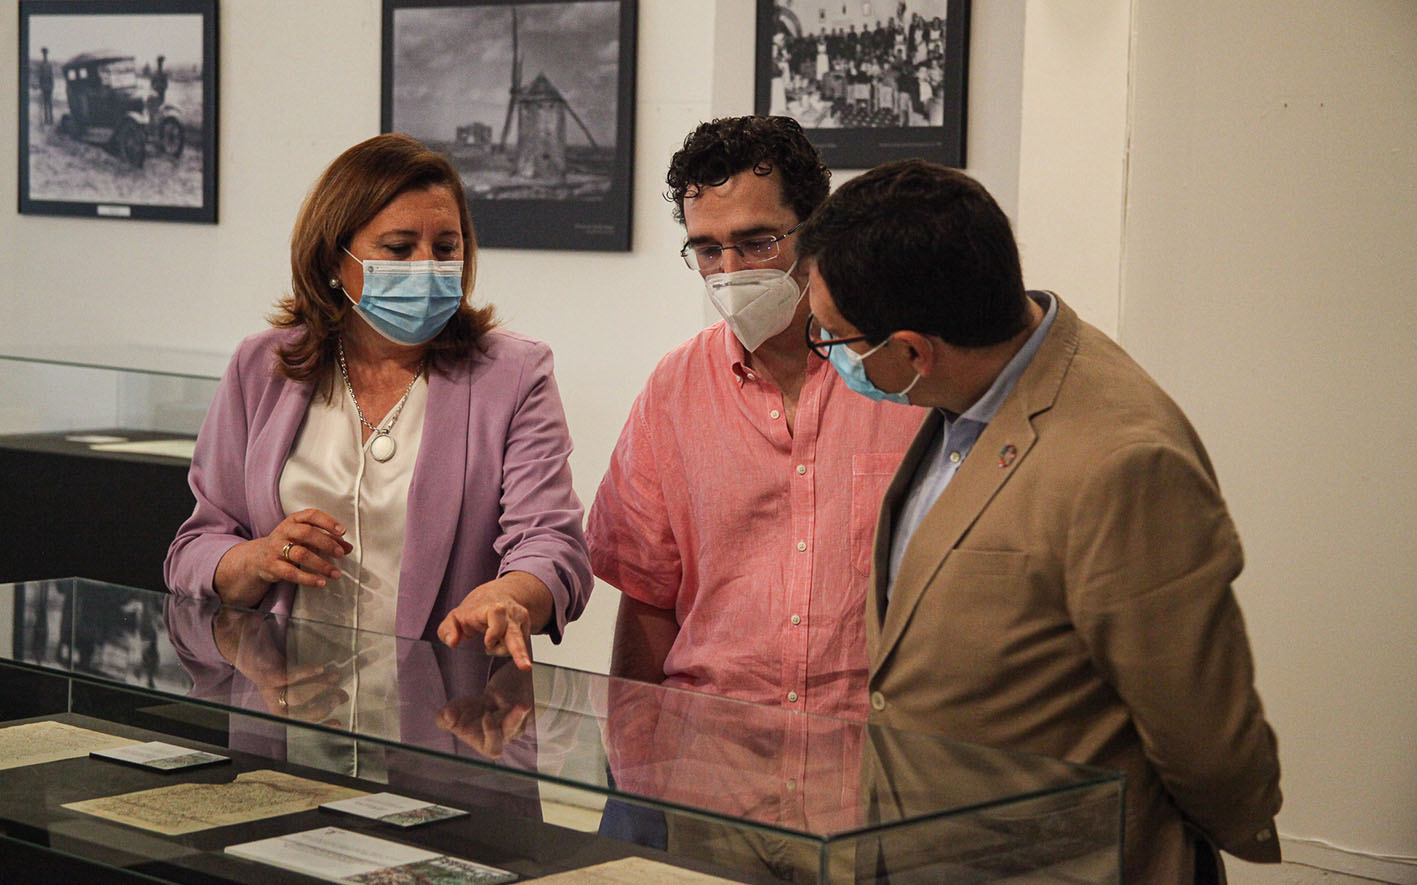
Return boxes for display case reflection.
[13,578,189,692]
[2,580,1124,882]
[164,591,548,818]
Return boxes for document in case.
[533,856,741,883]
[62,769,366,835]
[0,720,139,771]
[322,791,468,828]
[64,433,128,444]
[90,740,229,772]
[225,826,516,883]
[88,438,197,459]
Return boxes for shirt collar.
[723,321,826,386]
[723,322,753,384]
[947,290,1058,424]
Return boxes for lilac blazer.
[164,327,592,643]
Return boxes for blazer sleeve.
[163,347,257,599]
[1065,440,1282,861]
[492,340,592,642]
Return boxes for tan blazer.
[866,297,1282,883]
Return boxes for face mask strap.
[895,371,922,398]
[846,335,891,365]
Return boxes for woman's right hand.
[213,509,353,608]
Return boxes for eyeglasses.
[804,313,872,360]
[680,221,804,272]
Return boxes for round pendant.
[369,432,397,462]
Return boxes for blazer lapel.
[874,298,1081,668]
[868,410,943,651]
[251,375,315,537]
[396,360,470,638]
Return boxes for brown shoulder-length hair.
[272,132,497,382]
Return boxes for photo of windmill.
[389,3,620,201]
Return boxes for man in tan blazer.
[796,159,1282,883]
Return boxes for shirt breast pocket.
[851,453,904,577]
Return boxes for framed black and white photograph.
[755,0,969,169]
[383,0,637,252]
[17,0,219,223]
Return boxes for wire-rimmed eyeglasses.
[681,221,804,272]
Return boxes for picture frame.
[382,0,637,252]
[755,0,969,169]
[17,0,219,223]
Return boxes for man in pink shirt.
[587,116,921,721]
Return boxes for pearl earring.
[329,277,340,289]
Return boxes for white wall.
[1015,0,1130,335]
[0,1,1028,675]
[1120,0,1417,876]
[4,0,1413,875]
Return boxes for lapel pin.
[998,444,1017,468]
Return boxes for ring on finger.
[278,688,288,708]
[281,541,295,562]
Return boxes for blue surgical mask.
[828,337,921,404]
[342,247,464,346]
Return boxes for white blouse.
[279,376,427,634]
[278,374,428,778]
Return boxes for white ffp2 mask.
[704,262,804,352]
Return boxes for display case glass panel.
[0,578,1123,882]
[0,357,219,589]
[0,349,222,438]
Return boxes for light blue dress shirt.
[886,291,1058,597]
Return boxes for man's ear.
[893,330,937,377]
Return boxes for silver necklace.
[336,338,421,463]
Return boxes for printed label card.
[226,827,515,883]
[91,741,229,772]
[322,792,468,828]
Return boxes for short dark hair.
[796,159,1029,348]
[665,116,830,224]
[274,132,496,382]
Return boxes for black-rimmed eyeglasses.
[681,221,804,272]
[804,313,871,360]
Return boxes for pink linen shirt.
[587,322,922,720]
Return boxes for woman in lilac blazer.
[165,134,591,668]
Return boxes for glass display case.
[0,348,224,438]
[0,578,1124,883]
[0,353,221,589]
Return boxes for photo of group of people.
[756,0,968,168]
[767,4,950,129]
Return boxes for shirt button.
[790,614,801,625]
[787,691,799,703]
[796,464,807,475]
[796,540,807,552]
[870,691,886,711]
[770,409,781,420]
[1255,828,1273,842]
[786,779,797,791]
[949,451,962,463]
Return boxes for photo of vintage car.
[19,0,217,223]
[56,51,184,168]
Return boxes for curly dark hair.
[796,159,1029,348]
[272,133,497,384]
[665,116,830,224]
